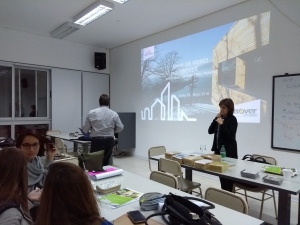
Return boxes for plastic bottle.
[220,145,226,161]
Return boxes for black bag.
[242,154,271,164]
[78,150,105,172]
[0,138,15,148]
[145,193,222,225]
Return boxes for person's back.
[0,148,33,225]
[82,94,124,166]
[35,162,111,225]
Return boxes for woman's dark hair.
[219,98,235,115]
[99,94,110,106]
[35,162,103,225]
[0,148,30,216]
[15,129,49,156]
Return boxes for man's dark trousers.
[90,137,115,166]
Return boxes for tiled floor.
[113,155,299,225]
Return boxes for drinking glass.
[200,144,206,155]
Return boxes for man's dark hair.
[99,94,110,106]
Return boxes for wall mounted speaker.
[95,52,106,70]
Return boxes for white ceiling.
[0,0,299,49]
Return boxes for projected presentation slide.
[141,12,270,123]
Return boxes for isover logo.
[234,99,261,123]
[235,108,257,115]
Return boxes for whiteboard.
[272,74,300,151]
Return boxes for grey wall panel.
[82,72,109,125]
[117,113,136,150]
[51,68,81,136]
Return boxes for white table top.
[93,169,264,225]
[46,133,91,144]
[152,155,300,195]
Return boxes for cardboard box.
[165,151,181,159]
[182,155,204,167]
[171,153,187,164]
[207,161,229,173]
[202,154,221,162]
[194,159,213,170]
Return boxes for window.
[15,68,48,118]
[0,64,50,139]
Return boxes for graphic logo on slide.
[234,99,261,123]
[142,46,155,61]
[141,82,197,121]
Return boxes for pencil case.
[262,175,283,185]
[96,181,121,194]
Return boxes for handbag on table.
[78,150,105,172]
[145,193,222,225]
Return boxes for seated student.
[35,162,112,225]
[15,129,56,192]
[0,147,40,225]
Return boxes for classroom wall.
[0,27,108,73]
[0,26,110,137]
[110,0,300,168]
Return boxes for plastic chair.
[55,138,67,156]
[46,130,68,153]
[159,158,202,197]
[205,187,248,214]
[233,154,277,219]
[150,171,178,189]
[148,146,166,171]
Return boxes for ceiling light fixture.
[73,0,114,26]
[50,22,81,39]
[112,0,129,4]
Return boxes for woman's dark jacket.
[208,114,238,158]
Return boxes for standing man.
[82,94,124,166]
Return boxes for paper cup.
[282,169,293,181]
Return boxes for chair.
[55,138,67,156]
[233,154,278,219]
[159,158,203,197]
[148,146,166,171]
[46,130,68,153]
[150,171,178,189]
[205,187,248,214]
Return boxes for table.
[150,155,300,225]
[46,133,91,153]
[93,169,264,225]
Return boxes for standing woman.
[0,148,33,225]
[15,129,56,192]
[208,98,238,192]
[35,162,112,225]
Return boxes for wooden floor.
[112,154,299,225]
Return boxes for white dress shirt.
[82,106,124,137]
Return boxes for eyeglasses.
[21,143,40,150]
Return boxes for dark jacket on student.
[208,114,238,158]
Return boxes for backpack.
[0,138,16,148]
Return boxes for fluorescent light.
[112,0,129,3]
[73,0,114,26]
[50,22,81,39]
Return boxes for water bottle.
[220,145,226,161]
